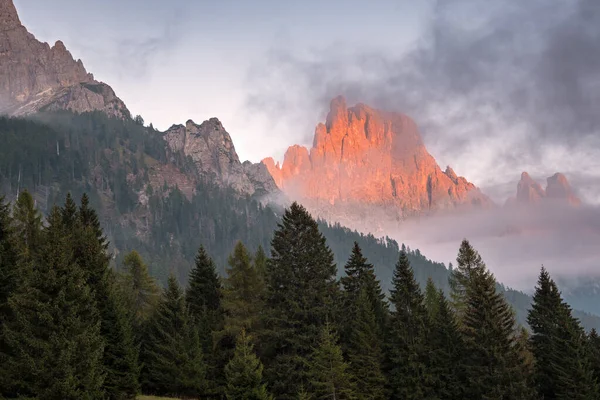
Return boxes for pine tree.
[0,207,105,399]
[142,275,207,398]
[0,196,17,314]
[528,267,598,399]
[254,245,268,281]
[347,289,387,400]
[448,239,486,319]
[62,192,79,229]
[186,244,223,348]
[340,242,388,333]
[225,329,273,400]
[120,250,160,327]
[222,241,265,337]
[424,277,441,320]
[428,288,466,400]
[308,323,356,400]
[79,193,108,250]
[262,202,338,399]
[386,250,430,399]
[588,329,600,388]
[186,245,224,396]
[461,253,532,399]
[70,195,140,399]
[12,189,42,260]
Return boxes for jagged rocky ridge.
[506,171,581,207]
[263,96,493,228]
[0,0,129,118]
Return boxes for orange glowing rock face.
[507,171,582,208]
[262,96,493,219]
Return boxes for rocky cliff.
[508,171,581,207]
[263,96,492,225]
[164,118,278,197]
[0,0,129,118]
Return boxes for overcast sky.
[14,0,600,204]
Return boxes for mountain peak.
[0,1,129,118]
[0,0,20,30]
[511,171,581,207]
[263,97,493,226]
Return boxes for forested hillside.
[1,195,599,399]
[0,111,598,330]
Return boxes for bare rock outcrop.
[262,96,492,223]
[165,118,278,197]
[0,0,129,118]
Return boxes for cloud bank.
[245,0,600,203]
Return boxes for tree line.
[1,192,599,399]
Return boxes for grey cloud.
[245,0,600,201]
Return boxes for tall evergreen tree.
[340,242,388,333]
[69,194,140,399]
[79,192,108,250]
[142,275,207,398]
[262,202,338,399]
[308,323,356,400]
[254,245,268,281]
[225,329,272,400]
[0,207,105,399]
[386,250,430,399]
[12,190,42,260]
[424,277,441,320]
[186,245,223,347]
[588,329,600,388]
[428,288,466,400]
[0,196,17,314]
[120,250,160,327]
[461,251,532,399]
[448,239,486,319]
[347,289,387,400]
[528,267,598,399]
[222,241,265,337]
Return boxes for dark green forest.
[1,194,599,399]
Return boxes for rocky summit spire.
[0,0,21,30]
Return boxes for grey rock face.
[164,118,279,197]
[0,0,129,118]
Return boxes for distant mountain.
[263,96,493,230]
[0,0,129,118]
[506,171,581,207]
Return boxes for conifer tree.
[69,194,140,399]
[347,289,387,400]
[588,329,600,387]
[12,189,42,259]
[254,245,268,281]
[142,275,207,398]
[428,288,466,400]
[222,241,265,337]
[308,323,356,400]
[0,207,105,399]
[424,277,441,320]
[262,202,338,399]
[386,250,430,399]
[225,329,273,400]
[528,267,598,399]
[341,242,388,332]
[61,192,79,229]
[120,250,160,327]
[461,253,532,399]
[79,193,108,250]
[0,196,17,314]
[448,239,486,319]
[186,245,223,347]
